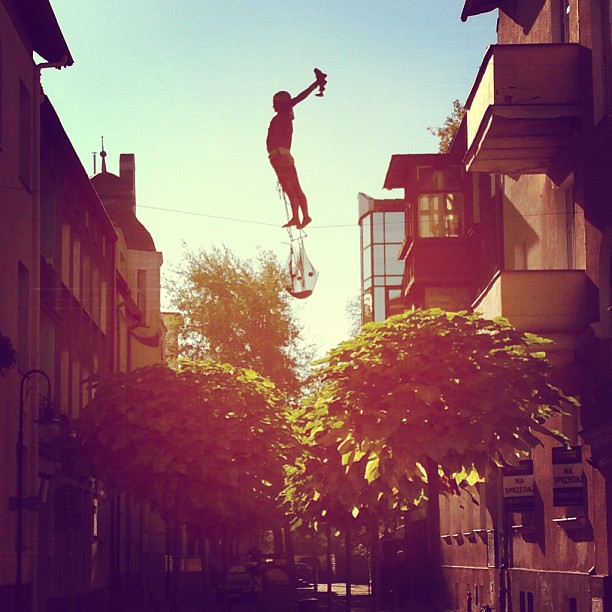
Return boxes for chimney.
[119,154,136,213]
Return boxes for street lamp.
[9,369,51,612]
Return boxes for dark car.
[215,569,259,603]
[295,562,315,587]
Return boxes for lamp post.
[10,369,51,612]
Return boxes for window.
[561,0,571,42]
[92,267,100,324]
[72,238,81,300]
[60,350,69,414]
[520,591,534,612]
[565,185,576,269]
[417,166,462,190]
[71,358,81,419]
[41,194,56,262]
[362,292,373,323]
[100,281,108,335]
[137,269,147,320]
[360,207,405,323]
[418,193,463,238]
[0,40,4,146]
[61,225,70,285]
[18,262,30,370]
[19,81,32,188]
[83,254,91,313]
[362,245,372,283]
[40,310,55,385]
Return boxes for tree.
[77,360,297,531]
[345,294,362,337]
[78,360,301,610]
[285,309,576,524]
[428,99,465,153]
[167,246,313,395]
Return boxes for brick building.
[359,1,612,610]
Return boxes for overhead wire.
[136,204,358,229]
[3,182,578,226]
[0,182,356,228]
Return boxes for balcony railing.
[464,44,592,175]
[402,237,476,310]
[472,270,590,333]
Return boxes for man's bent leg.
[271,156,301,225]
[283,164,311,228]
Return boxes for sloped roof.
[103,200,157,251]
[383,153,462,190]
[8,0,74,64]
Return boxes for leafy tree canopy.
[345,294,362,338]
[285,309,576,527]
[78,360,298,532]
[167,245,313,395]
[428,99,465,153]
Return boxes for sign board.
[553,446,584,507]
[503,460,534,512]
[592,598,603,612]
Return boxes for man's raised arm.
[291,69,327,107]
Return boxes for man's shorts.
[269,148,303,197]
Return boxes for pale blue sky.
[43,0,497,355]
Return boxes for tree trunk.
[169,517,182,612]
[312,529,319,594]
[199,531,211,608]
[426,459,441,611]
[326,524,333,611]
[273,524,285,559]
[345,528,352,612]
[221,526,230,612]
[284,522,297,588]
[370,519,380,612]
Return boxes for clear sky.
[42,0,497,356]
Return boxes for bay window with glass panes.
[361,209,405,323]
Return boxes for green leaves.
[285,308,577,528]
[364,455,380,484]
[77,360,298,532]
[167,245,313,395]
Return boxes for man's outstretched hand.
[314,68,327,96]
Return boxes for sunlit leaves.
[77,360,298,533]
[167,245,313,395]
[284,309,576,527]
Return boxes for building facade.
[360,1,612,610]
[1,1,73,609]
[1,2,167,610]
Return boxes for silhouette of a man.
[267,69,326,230]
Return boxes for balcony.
[472,270,590,333]
[405,238,475,287]
[464,44,592,175]
[403,238,476,309]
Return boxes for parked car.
[215,568,259,603]
[295,562,315,587]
